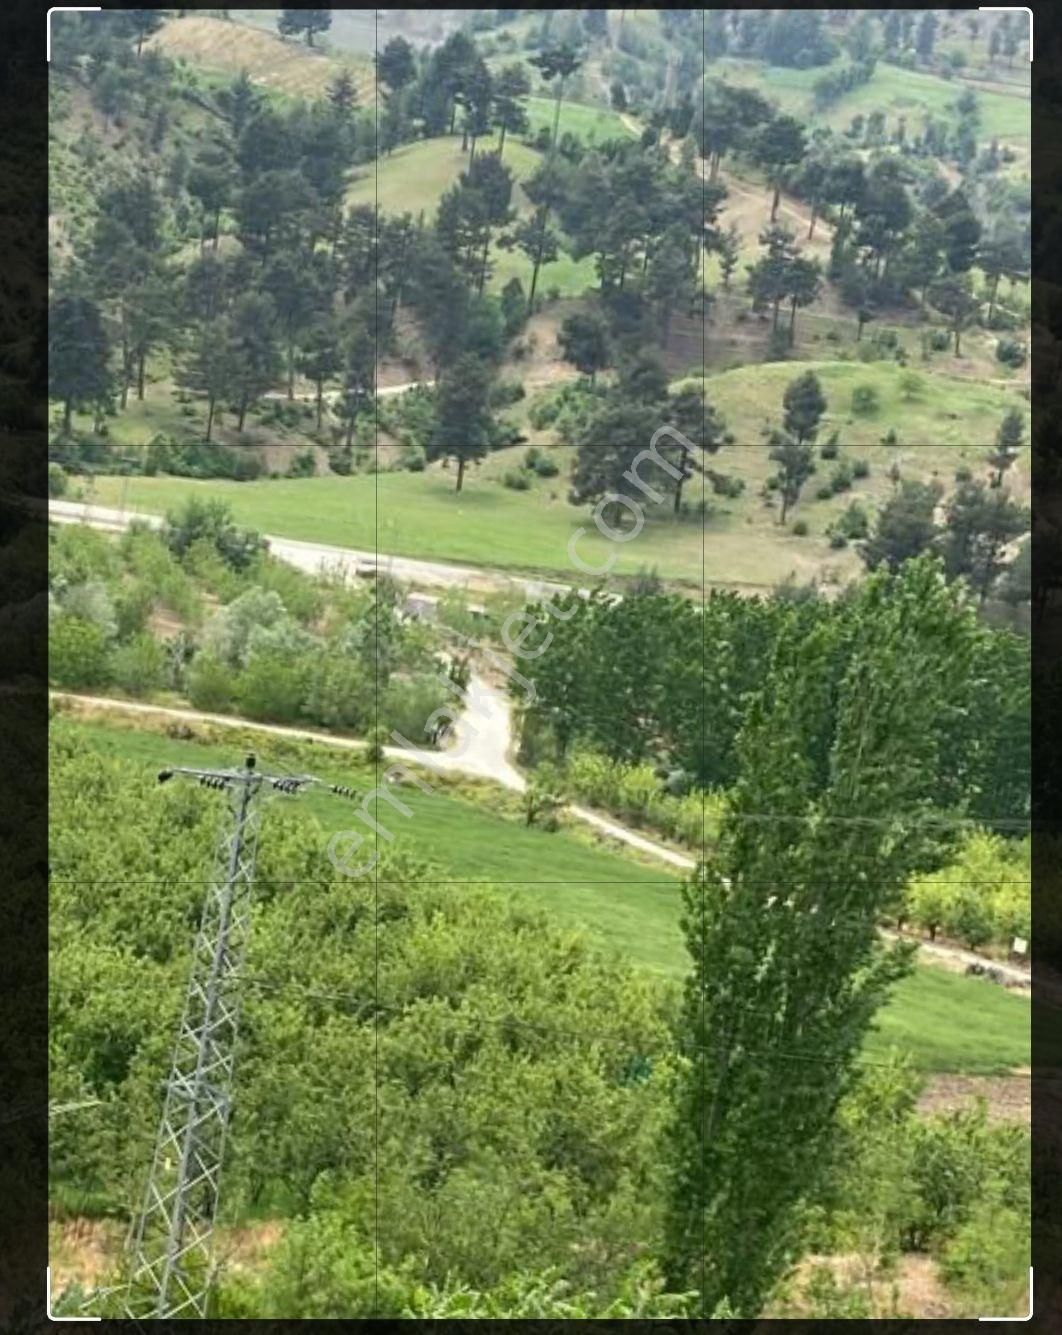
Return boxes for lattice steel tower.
[122,754,357,1320]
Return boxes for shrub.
[828,532,848,549]
[955,465,972,483]
[49,615,110,689]
[237,652,307,724]
[852,458,870,479]
[532,453,560,478]
[829,460,854,494]
[792,519,809,536]
[815,483,834,501]
[287,449,317,478]
[111,633,166,697]
[929,329,952,352]
[48,462,68,497]
[851,384,880,416]
[899,370,925,401]
[940,1201,1029,1316]
[502,469,531,491]
[820,432,841,460]
[405,446,427,472]
[834,500,869,540]
[880,427,898,446]
[489,379,526,409]
[995,338,1027,369]
[186,653,234,712]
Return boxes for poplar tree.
[665,558,988,1316]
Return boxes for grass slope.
[146,14,374,103]
[87,361,1028,590]
[60,717,1029,1074]
[711,55,1030,146]
[345,136,600,296]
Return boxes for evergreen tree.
[328,69,359,117]
[860,480,942,572]
[943,480,1030,604]
[375,35,416,94]
[427,354,494,492]
[717,222,741,290]
[557,310,611,384]
[491,63,531,157]
[49,295,111,434]
[928,273,981,355]
[782,371,827,445]
[226,292,282,430]
[753,114,806,223]
[529,43,584,156]
[987,409,1025,489]
[767,435,814,523]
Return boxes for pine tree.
[987,408,1025,488]
[782,371,828,445]
[767,434,815,524]
[49,295,111,434]
[427,354,494,492]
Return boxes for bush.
[995,338,1027,369]
[792,519,809,536]
[940,1201,1029,1316]
[48,462,68,497]
[186,653,234,712]
[532,453,560,478]
[237,652,307,724]
[955,465,972,483]
[929,329,952,352]
[820,432,841,460]
[834,500,869,540]
[829,460,854,494]
[815,483,834,502]
[111,633,165,697]
[489,379,526,409]
[405,446,427,472]
[49,615,110,689]
[287,449,317,478]
[502,469,531,491]
[852,457,870,479]
[828,532,848,549]
[851,384,880,416]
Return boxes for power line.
[121,754,361,1322]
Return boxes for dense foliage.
[48,508,454,743]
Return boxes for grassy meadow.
[83,359,1028,589]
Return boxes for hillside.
[145,13,375,102]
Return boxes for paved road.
[48,499,572,599]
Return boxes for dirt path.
[917,1073,1030,1124]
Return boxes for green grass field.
[59,717,1030,1074]
[345,135,601,296]
[711,55,1030,145]
[86,360,1028,589]
[346,137,546,217]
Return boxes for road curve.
[48,499,572,600]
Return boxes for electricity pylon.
[122,754,357,1320]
